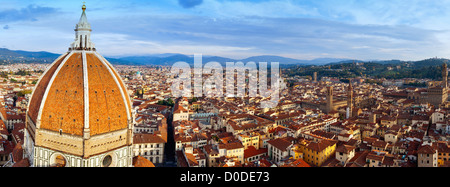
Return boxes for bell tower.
[347,80,353,119]
[326,86,334,113]
[443,63,448,89]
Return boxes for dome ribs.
[27,53,69,124]
[86,53,127,136]
[98,55,132,120]
[25,6,134,163]
[40,53,85,136]
[32,52,129,137]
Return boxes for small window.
[54,155,66,167]
[102,155,112,167]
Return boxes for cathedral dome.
[27,51,132,136]
[27,8,132,137]
[25,5,134,166]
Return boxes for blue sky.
[0,0,450,61]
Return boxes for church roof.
[27,5,132,137]
[133,156,155,167]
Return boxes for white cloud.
[198,0,320,19]
[94,33,256,58]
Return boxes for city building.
[408,63,449,107]
[418,144,438,167]
[133,133,166,165]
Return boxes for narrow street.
[164,110,176,167]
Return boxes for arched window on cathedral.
[54,155,66,167]
[102,155,112,167]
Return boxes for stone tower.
[443,63,448,89]
[326,86,334,113]
[347,80,353,119]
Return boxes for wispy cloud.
[178,0,204,9]
[0,5,59,23]
[87,10,441,60]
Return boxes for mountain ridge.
[0,48,449,67]
[0,48,350,65]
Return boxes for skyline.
[1,0,450,61]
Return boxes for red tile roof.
[133,156,155,167]
[244,146,267,159]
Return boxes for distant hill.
[239,55,305,64]
[13,50,60,59]
[325,58,450,67]
[0,48,449,68]
[0,48,61,64]
[0,48,353,66]
[117,54,350,66]
[411,58,450,68]
[287,57,450,81]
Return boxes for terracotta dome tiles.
[86,53,128,136]
[102,57,132,114]
[28,53,69,124]
[28,52,131,137]
[40,53,85,136]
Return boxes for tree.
[17,90,32,97]
[158,98,174,107]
